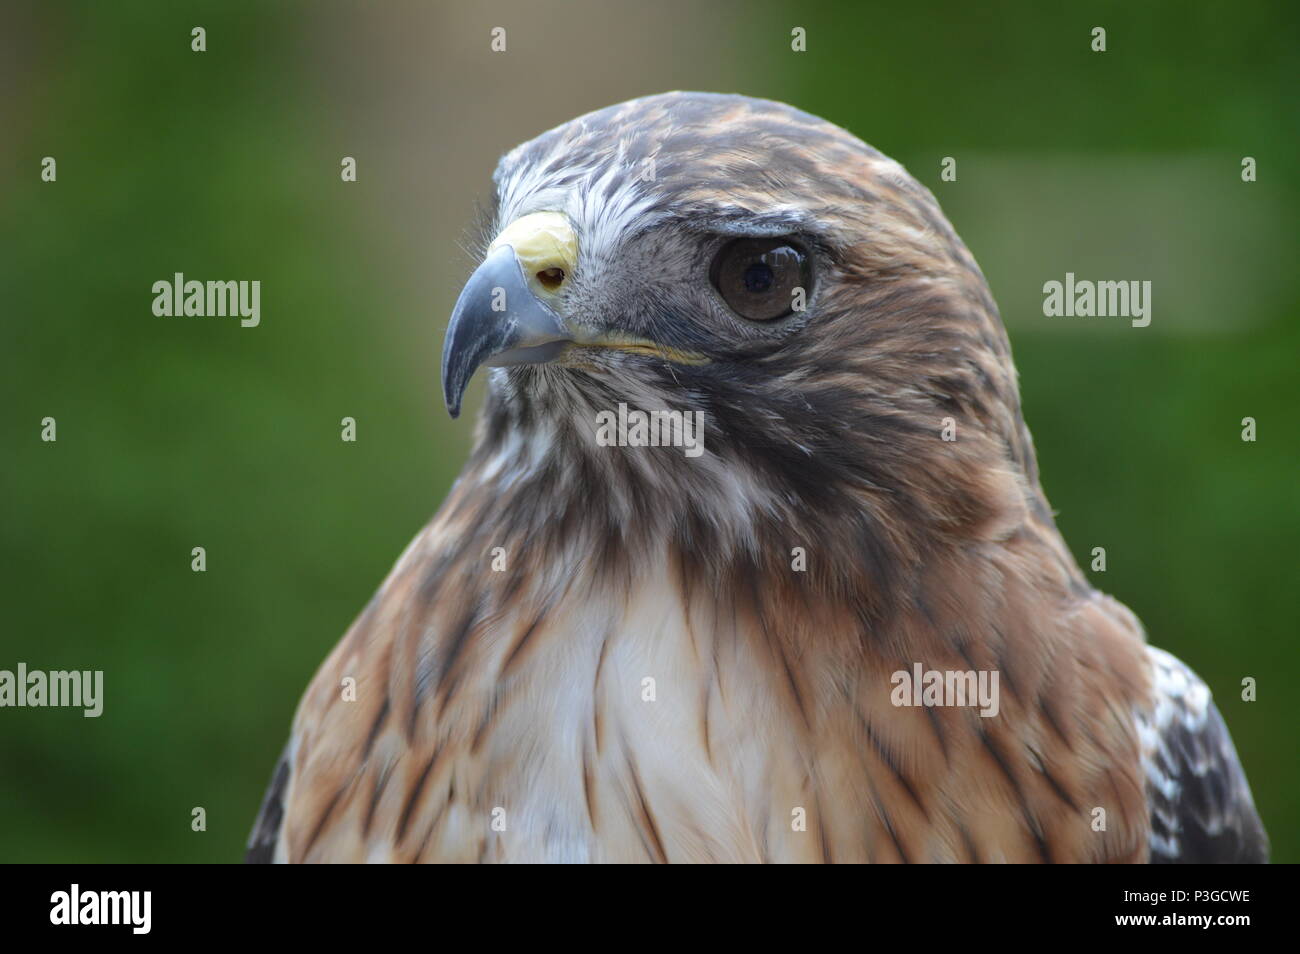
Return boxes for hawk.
[248,92,1268,863]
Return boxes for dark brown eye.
[710,237,809,321]
[536,267,565,291]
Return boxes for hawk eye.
[710,237,809,322]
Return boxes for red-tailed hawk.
[248,92,1268,863]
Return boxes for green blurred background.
[1,0,1295,862]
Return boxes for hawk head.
[442,92,1046,619]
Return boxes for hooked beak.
[440,243,571,417]
[441,211,579,417]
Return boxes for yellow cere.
[489,211,578,298]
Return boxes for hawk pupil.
[744,262,774,294]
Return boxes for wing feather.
[1139,646,1268,863]
[245,742,293,863]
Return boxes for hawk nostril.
[536,267,565,291]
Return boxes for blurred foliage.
[0,0,1294,862]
